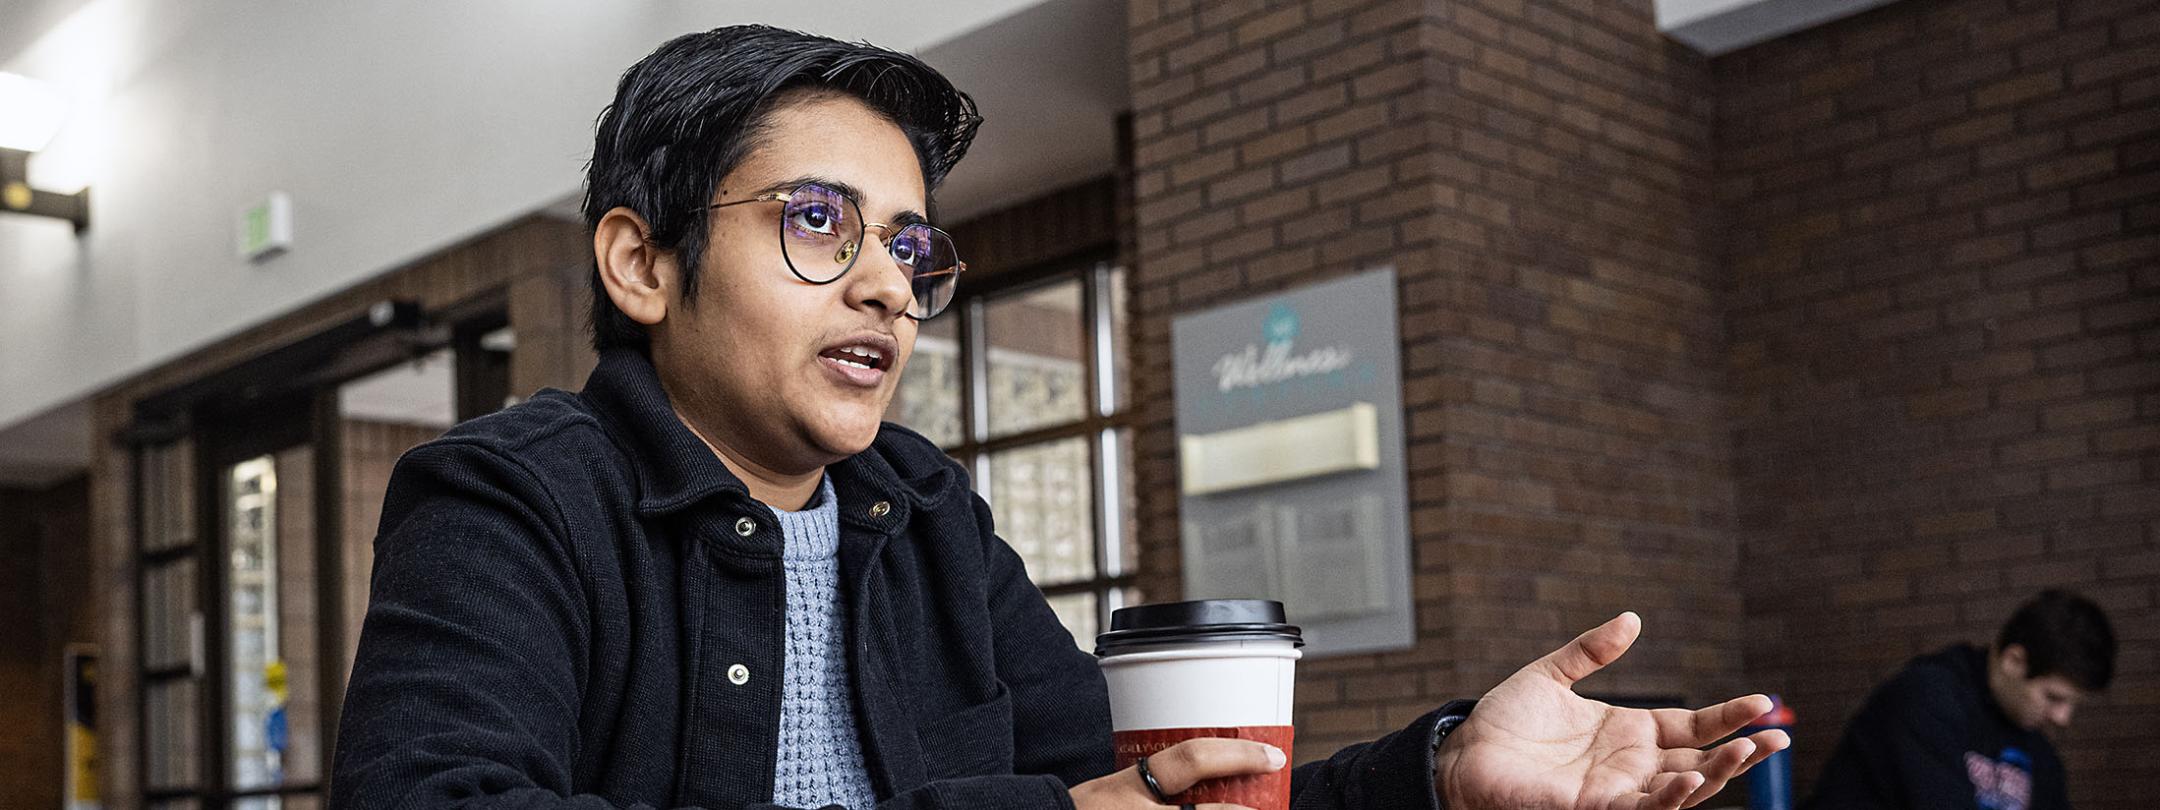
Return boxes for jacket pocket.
[915,686,1015,780]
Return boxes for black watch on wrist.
[1431,712,1467,756]
[1430,702,1474,810]
[1430,698,1474,754]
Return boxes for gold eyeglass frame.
[702,184,968,319]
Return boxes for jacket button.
[727,664,750,685]
[869,500,891,518]
[733,517,756,537]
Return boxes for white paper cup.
[1096,600,1304,810]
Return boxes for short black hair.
[1998,589,2116,691]
[581,25,981,352]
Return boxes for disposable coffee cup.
[1095,599,1303,810]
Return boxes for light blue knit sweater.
[766,477,877,809]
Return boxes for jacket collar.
[579,349,959,527]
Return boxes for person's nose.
[846,227,914,318]
[2052,704,2075,728]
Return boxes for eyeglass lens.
[778,183,961,319]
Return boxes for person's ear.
[1999,644,2030,679]
[594,206,673,328]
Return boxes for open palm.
[1435,613,1790,810]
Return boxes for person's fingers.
[1654,693,1772,747]
[1664,729,1790,809]
[1656,732,1770,790]
[1656,743,1711,774]
[1533,611,1642,686]
[1679,737,1756,808]
[1656,772,1705,810]
[1726,729,1790,776]
[1147,738,1287,794]
[1741,728,1792,766]
[1703,736,1757,780]
[1607,773,1681,810]
[1618,771,1702,810]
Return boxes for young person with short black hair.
[330,25,1788,810]
[1803,590,2117,810]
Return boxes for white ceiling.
[921,0,1129,222]
[530,0,1133,224]
[0,0,91,73]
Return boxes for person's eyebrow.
[889,208,929,229]
[761,174,929,227]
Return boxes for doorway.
[130,301,507,809]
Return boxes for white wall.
[0,0,1054,439]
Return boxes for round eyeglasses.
[703,182,965,319]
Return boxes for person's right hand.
[1433,613,1789,810]
[1068,738,1287,809]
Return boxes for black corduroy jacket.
[330,349,1456,810]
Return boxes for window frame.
[901,249,1137,638]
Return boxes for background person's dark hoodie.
[1803,644,2070,810]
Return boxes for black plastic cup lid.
[1094,599,1304,657]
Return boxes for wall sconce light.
[0,71,88,233]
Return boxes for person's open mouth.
[817,333,895,388]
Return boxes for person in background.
[329,24,1790,810]
[1803,589,2116,810]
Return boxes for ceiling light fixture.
[0,72,88,232]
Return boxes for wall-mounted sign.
[1172,267,1413,656]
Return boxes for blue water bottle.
[1744,695,1795,810]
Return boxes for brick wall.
[1404,0,1740,706]
[339,419,448,673]
[1126,0,1741,765]
[1126,0,1451,757]
[1716,0,2158,806]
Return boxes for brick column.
[1126,0,1739,763]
